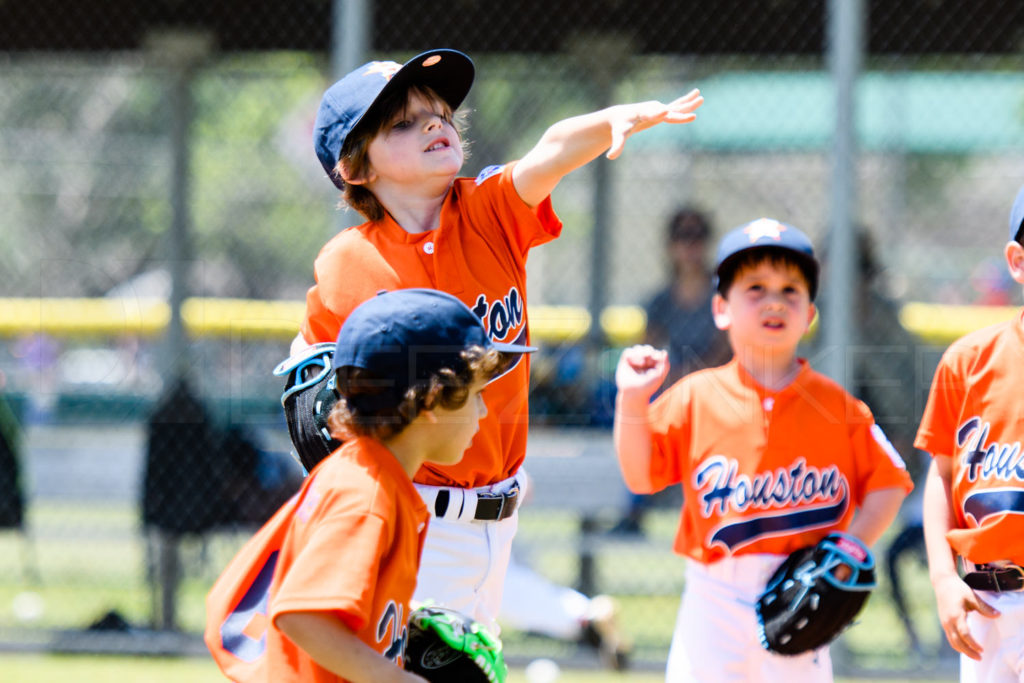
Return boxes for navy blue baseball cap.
[332,288,535,393]
[1009,184,1024,242]
[714,218,820,299]
[313,49,475,190]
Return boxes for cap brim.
[1010,185,1024,241]
[492,341,538,355]
[353,49,474,141]
[486,344,536,384]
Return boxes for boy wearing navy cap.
[918,184,1024,681]
[614,219,912,681]
[293,47,707,632]
[206,288,533,683]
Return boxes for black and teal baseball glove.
[755,532,876,656]
[273,342,341,473]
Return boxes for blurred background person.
[808,228,927,479]
[608,206,729,536]
[641,206,730,389]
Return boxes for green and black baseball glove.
[405,605,507,683]
[755,531,876,656]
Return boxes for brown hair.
[334,85,470,221]
[327,345,501,441]
[667,207,711,244]
[716,248,819,300]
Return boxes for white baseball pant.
[666,553,833,682]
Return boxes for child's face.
[713,260,816,354]
[428,377,489,466]
[363,91,463,187]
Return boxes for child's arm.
[511,90,704,207]
[922,455,999,661]
[276,611,427,682]
[845,486,906,548]
[613,345,669,493]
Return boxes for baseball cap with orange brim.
[313,49,475,190]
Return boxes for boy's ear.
[801,302,817,337]
[336,159,375,186]
[805,302,817,329]
[1005,240,1024,285]
[711,293,731,330]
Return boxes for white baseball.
[12,591,44,623]
[524,657,561,683]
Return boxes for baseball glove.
[272,343,342,473]
[755,531,876,656]
[405,605,508,683]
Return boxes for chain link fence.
[1,0,1023,674]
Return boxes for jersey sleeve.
[914,346,968,457]
[465,163,562,259]
[300,275,343,346]
[270,509,391,633]
[646,380,690,491]
[298,227,410,345]
[848,398,915,502]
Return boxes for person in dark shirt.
[609,207,729,535]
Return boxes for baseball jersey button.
[423,241,434,254]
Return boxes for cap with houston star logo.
[714,218,820,300]
[313,49,475,191]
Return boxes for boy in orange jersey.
[613,218,913,682]
[918,184,1024,682]
[206,288,534,683]
[297,48,705,632]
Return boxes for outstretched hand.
[606,89,704,160]
[615,345,669,399]
[933,574,1000,661]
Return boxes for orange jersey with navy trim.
[915,312,1024,565]
[204,437,429,682]
[648,358,913,564]
[300,163,562,488]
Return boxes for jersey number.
[220,550,278,662]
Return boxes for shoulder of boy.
[474,164,504,185]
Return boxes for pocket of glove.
[755,532,876,656]
[404,605,508,683]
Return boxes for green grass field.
[0,500,957,680]
[0,653,957,682]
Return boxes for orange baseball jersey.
[648,358,913,564]
[300,162,562,488]
[205,437,429,682]
[914,313,1024,565]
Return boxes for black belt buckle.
[964,564,1024,592]
[474,486,518,521]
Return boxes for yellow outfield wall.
[0,297,1018,348]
